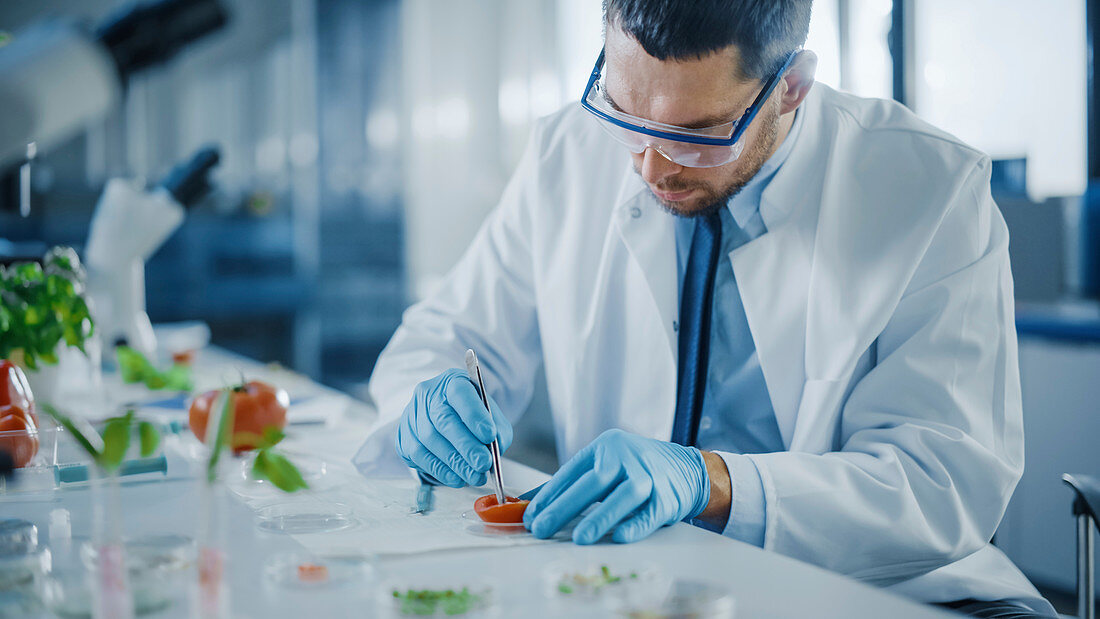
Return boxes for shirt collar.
[727,106,805,229]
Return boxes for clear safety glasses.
[581,49,797,168]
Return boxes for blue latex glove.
[524,429,710,544]
[395,368,513,488]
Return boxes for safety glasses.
[581,49,797,168]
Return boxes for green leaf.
[206,390,234,485]
[253,449,308,493]
[252,449,270,481]
[163,364,194,391]
[115,346,193,391]
[260,426,286,449]
[100,412,133,471]
[138,421,160,457]
[0,247,93,369]
[41,404,104,461]
[116,346,155,383]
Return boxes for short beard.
[644,99,782,220]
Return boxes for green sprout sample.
[391,587,486,616]
[116,345,193,391]
[555,564,639,596]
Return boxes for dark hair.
[603,0,812,80]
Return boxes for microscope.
[85,146,220,357]
[0,0,228,355]
[0,0,227,168]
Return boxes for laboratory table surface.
[1,347,956,618]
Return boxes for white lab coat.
[356,83,1052,612]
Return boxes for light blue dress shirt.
[674,108,804,546]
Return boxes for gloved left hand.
[523,429,710,544]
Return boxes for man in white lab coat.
[355,0,1055,615]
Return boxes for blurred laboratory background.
[1,0,1098,611]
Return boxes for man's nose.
[638,147,684,186]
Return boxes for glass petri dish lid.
[379,577,495,618]
[80,534,195,573]
[263,551,374,589]
[603,578,736,618]
[542,559,665,600]
[238,452,328,485]
[255,501,356,534]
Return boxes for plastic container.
[379,577,496,618]
[0,420,61,494]
[254,501,356,534]
[0,418,167,494]
[263,551,374,589]
[603,578,736,618]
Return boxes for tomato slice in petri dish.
[297,562,329,583]
[473,494,530,524]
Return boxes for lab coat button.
[699,416,712,431]
[672,320,679,332]
[630,206,642,218]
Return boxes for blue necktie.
[672,212,722,447]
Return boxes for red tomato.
[0,404,35,428]
[0,409,39,468]
[473,494,530,523]
[188,381,289,453]
[0,360,35,427]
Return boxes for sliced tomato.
[297,562,328,583]
[473,494,530,523]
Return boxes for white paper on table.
[231,475,568,557]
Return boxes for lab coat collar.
[729,84,825,448]
[759,85,824,231]
[611,84,826,448]
[729,104,806,231]
[613,160,679,361]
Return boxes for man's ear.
[779,50,818,115]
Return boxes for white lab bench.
[1,347,954,618]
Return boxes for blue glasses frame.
[580,49,798,147]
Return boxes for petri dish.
[263,551,374,589]
[0,519,37,556]
[41,565,90,617]
[542,559,665,601]
[255,501,356,534]
[81,534,195,573]
[459,511,528,538]
[43,566,178,616]
[380,577,495,618]
[77,535,195,614]
[0,547,50,592]
[603,578,736,618]
[238,452,328,485]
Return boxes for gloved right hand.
[395,368,513,488]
